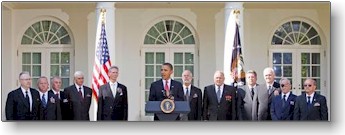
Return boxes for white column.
[223,2,243,85]
[90,2,116,121]
[96,2,116,64]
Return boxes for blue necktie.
[216,87,221,103]
[282,94,286,107]
[307,96,312,108]
[42,94,47,108]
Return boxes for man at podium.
[148,62,184,120]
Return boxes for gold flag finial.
[100,8,106,24]
[233,9,240,24]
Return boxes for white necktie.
[111,84,116,97]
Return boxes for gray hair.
[37,76,49,85]
[51,76,62,84]
[19,71,30,79]
[74,71,84,78]
[109,66,119,72]
[279,77,291,85]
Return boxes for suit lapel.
[209,85,218,103]
[18,89,30,108]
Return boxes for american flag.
[230,20,245,86]
[92,13,111,101]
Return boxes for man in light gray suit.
[237,70,268,120]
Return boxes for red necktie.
[165,80,170,97]
[78,87,83,99]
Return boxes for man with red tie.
[148,62,184,120]
[63,71,92,120]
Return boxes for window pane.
[301,66,310,77]
[174,66,183,77]
[61,52,70,64]
[185,66,194,75]
[155,22,165,33]
[145,91,150,102]
[61,78,69,89]
[145,78,154,89]
[32,53,41,64]
[180,27,192,38]
[60,35,71,44]
[21,36,33,44]
[185,53,194,64]
[144,35,155,44]
[156,53,165,64]
[22,65,31,73]
[273,53,281,64]
[61,65,70,77]
[32,65,41,76]
[184,36,195,44]
[310,36,321,45]
[301,53,310,64]
[174,53,183,64]
[145,65,154,77]
[156,65,161,78]
[271,36,283,45]
[283,66,292,77]
[283,53,292,64]
[145,53,154,64]
[56,27,68,37]
[32,78,39,89]
[22,53,31,64]
[51,52,59,64]
[273,66,282,77]
[312,66,320,77]
[50,65,59,76]
[312,53,320,64]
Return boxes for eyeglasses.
[20,78,31,81]
[304,84,313,87]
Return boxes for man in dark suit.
[262,67,280,120]
[180,70,202,121]
[49,76,69,120]
[237,70,268,120]
[97,66,128,120]
[64,71,92,120]
[202,71,236,121]
[5,71,41,120]
[149,62,184,120]
[37,76,61,120]
[271,78,296,120]
[294,78,328,120]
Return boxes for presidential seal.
[160,99,175,113]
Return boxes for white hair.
[74,71,84,78]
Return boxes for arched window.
[271,21,321,45]
[19,20,73,89]
[270,20,324,95]
[144,20,195,45]
[21,20,71,45]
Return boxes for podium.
[145,100,190,121]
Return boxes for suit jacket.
[51,90,70,120]
[202,84,236,120]
[5,88,41,120]
[63,85,92,120]
[293,93,328,120]
[264,82,280,120]
[237,84,268,120]
[97,82,128,120]
[185,85,202,120]
[149,79,184,120]
[149,79,184,101]
[39,91,62,120]
[270,93,296,120]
